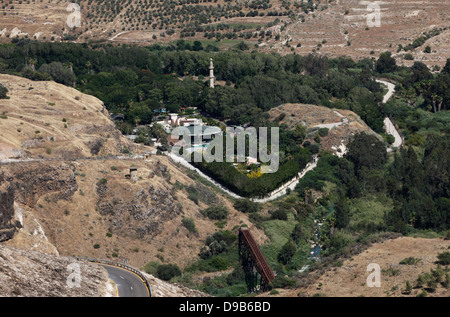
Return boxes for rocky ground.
[0,244,115,297]
[0,72,269,297]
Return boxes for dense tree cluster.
[0,39,387,135]
[0,40,448,231]
[385,136,449,232]
[295,132,449,235]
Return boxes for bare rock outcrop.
[0,244,114,297]
[6,162,78,208]
[98,179,182,239]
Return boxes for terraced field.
[1,0,448,67]
[270,0,450,67]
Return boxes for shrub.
[198,231,236,259]
[277,241,296,265]
[226,266,245,285]
[318,128,329,137]
[210,256,228,270]
[181,217,198,234]
[0,84,8,99]
[186,185,199,205]
[201,206,229,220]
[437,251,450,265]
[382,266,400,277]
[270,275,296,288]
[233,199,261,213]
[404,53,414,60]
[271,208,288,220]
[399,257,421,265]
[156,264,182,281]
[402,280,413,294]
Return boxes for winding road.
[376,79,403,149]
[100,264,150,297]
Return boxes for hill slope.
[0,0,448,66]
[0,74,267,297]
[0,73,134,160]
[268,103,384,156]
[262,236,450,297]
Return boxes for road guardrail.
[73,256,152,297]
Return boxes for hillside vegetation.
[0,37,449,297]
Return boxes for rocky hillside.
[0,151,261,297]
[0,171,17,242]
[268,103,383,156]
[262,236,450,297]
[265,0,450,67]
[0,74,266,297]
[0,244,115,297]
[2,155,265,268]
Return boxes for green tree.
[345,133,387,177]
[0,84,8,99]
[277,241,296,265]
[201,205,229,220]
[292,123,306,144]
[334,193,350,229]
[39,62,77,86]
[156,264,182,281]
[233,199,261,213]
[375,51,397,74]
[192,41,203,51]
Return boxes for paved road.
[375,79,403,149]
[100,264,150,297]
[169,152,319,203]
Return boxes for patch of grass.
[399,257,421,265]
[348,194,392,233]
[260,218,296,267]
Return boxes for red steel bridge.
[238,228,275,293]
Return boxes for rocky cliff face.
[0,162,77,243]
[0,171,17,242]
[6,162,78,208]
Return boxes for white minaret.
[209,58,215,88]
